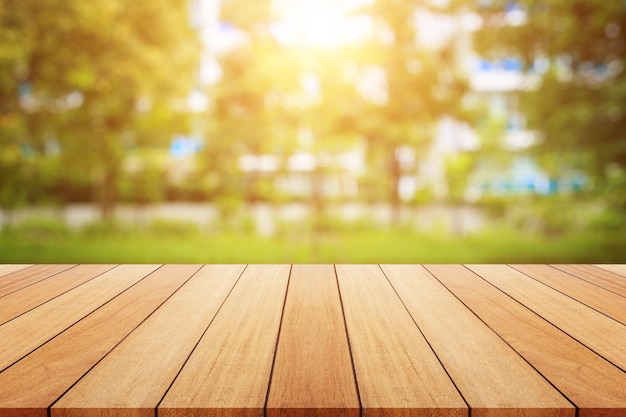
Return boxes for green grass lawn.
[1,228,624,263]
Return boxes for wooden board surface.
[0,265,202,417]
[267,264,359,417]
[551,264,626,297]
[52,265,244,417]
[0,264,116,325]
[0,265,33,278]
[0,264,75,297]
[0,264,625,417]
[382,264,573,417]
[511,264,626,325]
[336,264,467,417]
[159,264,290,417]
[594,264,626,277]
[0,264,159,371]
[427,264,626,417]
[466,264,626,372]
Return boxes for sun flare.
[273,0,371,48]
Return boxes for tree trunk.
[98,168,117,222]
[310,165,325,262]
[1,208,14,229]
[245,170,259,207]
[389,148,401,226]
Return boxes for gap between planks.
[1,265,625,417]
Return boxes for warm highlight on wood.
[336,264,467,417]
[0,264,74,297]
[0,264,160,371]
[426,264,626,417]
[0,265,200,417]
[593,264,626,277]
[1,264,625,417]
[159,264,290,417]
[51,265,245,417]
[552,264,626,297]
[0,264,116,325]
[0,265,33,278]
[511,264,626,325]
[267,265,359,417]
[381,265,573,417]
[466,264,626,371]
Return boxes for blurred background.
[0,0,625,263]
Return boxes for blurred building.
[414,1,587,201]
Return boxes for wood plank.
[382,264,573,417]
[427,264,626,417]
[551,265,626,297]
[0,264,33,277]
[0,264,117,325]
[512,264,626,325]
[0,264,203,417]
[0,264,75,297]
[335,264,467,417]
[267,264,359,417]
[594,264,626,277]
[466,265,626,372]
[159,264,290,417]
[0,264,160,371]
[52,265,245,417]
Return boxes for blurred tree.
[293,48,365,230]
[0,0,30,222]
[0,140,29,225]
[198,0,302,211]
[445,152,475,202]
[352,1,469,222]
[0,0,200,220]
[470,0,626,194]
[202,0,471,225]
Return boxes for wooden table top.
[0,264,625,417]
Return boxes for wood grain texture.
[52,265,245,417]
[593,264,626,277]
[0,265,32,277]
[0,265,202,417]
[551,265,626,297]
[0,264,624,417]
[159,264,290,417]
[511,264,626,325]
[0,264,159,371]
[0,264,116,325]
[0,264,75,297]
[466,265,626,372]
[382,264,573,417]
[426,264,626,417]
[335,264,467,417]
[267,264,359,417]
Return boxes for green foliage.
[445,152,475,202]
[2,0,625,258]
[0,0,201,219]
[351,2,469,218]
[411,187,436,205]
[471,0,626,173]
[79,219,135,237]
[192,0,472,225]
[3,217,68,239]
[590,209,626,230]
[149,218,199,237]
[601,163,626,209]
[0,141,30,212]
[118,159,165,205]
[1,226,624,263]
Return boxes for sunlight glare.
[273,0,372,48]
